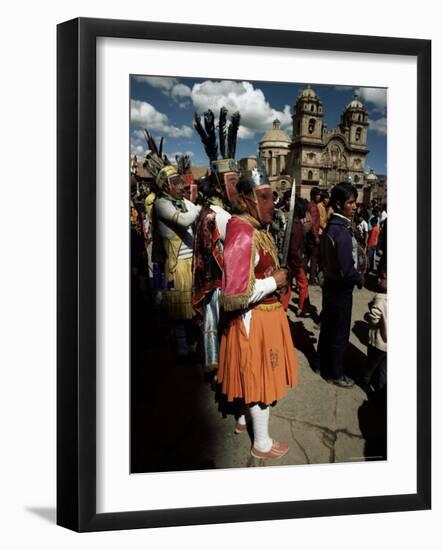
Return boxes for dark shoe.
[326,376,355,388]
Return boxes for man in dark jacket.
[318,182,364,388]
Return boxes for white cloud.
[171,83,192,99]
[130,144,146,157]
[130,100,193,138]
[133,129,145,140]
[190,80,292,139]
[133,76,178,91]
[355,87,387,113]
[368,117,387,136]
[134,76,192,106]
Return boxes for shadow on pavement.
[344,341,387,461]
[288,317,320,373]
[364,272,380,292]
[358,389,387,460]
[342,341,368,386]
[352,319,369,348]
[130,281,217,474]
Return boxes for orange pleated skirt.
[218,305,298,405]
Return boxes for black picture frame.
[57,17,431,532]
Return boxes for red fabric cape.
[221,217,255,309]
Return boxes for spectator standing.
[306,187,321,285]
[362,269,387,392]
[317,190,331,236]
[367,216,380,272]
[288,197,311,316]
[318,182,364,388]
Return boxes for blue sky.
[130,75,387,176]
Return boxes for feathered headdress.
[175,153,197,200]
[142,130,177,190]
[175,154,193,176]
[193,107,241,175]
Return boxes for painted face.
[245,185,274,226]
[167,174,185,200]
[338,196,357,220]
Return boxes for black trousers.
[318,282,353,380]
[306,236,319,282]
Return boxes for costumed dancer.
[143,130,201,362]
[176,154,198,204]
[217,162,298,459]
[192,107,241,376]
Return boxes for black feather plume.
[193,113,210,158]
[218,107,227,159]
[194,112,217,161]
[204,110,218,161]
[227,112,240,159]
[144,129,160,156]
[176,154,192,174]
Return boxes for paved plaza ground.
[131,277,387,474]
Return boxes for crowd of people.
[130,108,388,461]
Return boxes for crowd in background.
[130,113,387,460]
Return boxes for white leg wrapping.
[236,414,247,427]
[249,404,272,452]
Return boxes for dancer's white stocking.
[249,404,272,452]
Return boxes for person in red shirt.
[306,187,321,285]
[367,216,380,273]
[288,197,311,316]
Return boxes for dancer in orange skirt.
[217,161,298,459]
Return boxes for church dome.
[259,119,291,145]
[346,95,364,110]
[366,168,378,182]
[299,84,317,99]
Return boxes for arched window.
[358,114,362,121]
[308,170,313,180]
[355,127,362,141]
[311,105,315,112]
[354,174,360,183]
[308,119,316,134]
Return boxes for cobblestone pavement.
[131,279,387,473]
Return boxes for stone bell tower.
[292,84,324,144]
[339,94,369,149]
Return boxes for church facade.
[258,84,372,201]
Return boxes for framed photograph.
[57,17,431,532]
